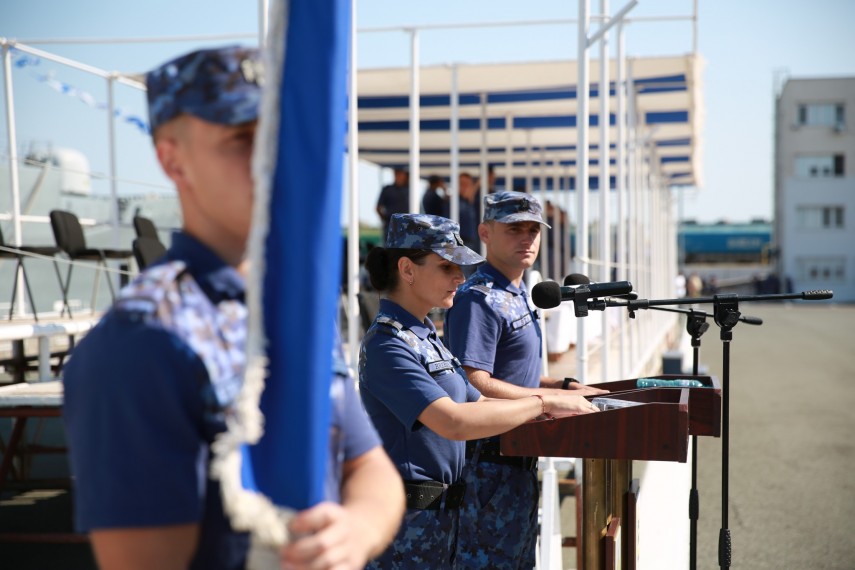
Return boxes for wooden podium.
[501,374,721,569]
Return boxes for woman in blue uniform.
[359,213,597,569]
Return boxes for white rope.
[210,0,296,552]
[0,244,135,275]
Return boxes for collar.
[165,231,246,303]
[476,262,526,296]
[378,299,436,341]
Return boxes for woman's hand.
[541,393,599,418]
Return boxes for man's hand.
[541,376,609,396]
[280,502,370,570]
[563,382,609,396]
[281,447,404,570]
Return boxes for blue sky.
[2,0,853,225]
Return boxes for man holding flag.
[62,44,403,570]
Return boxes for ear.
[155,137,187,187]
[478,222,490,245]
[398,256,415,283]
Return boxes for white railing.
[0,319,96,381]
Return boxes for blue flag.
[212,0,350,545]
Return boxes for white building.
[774,76,855,302]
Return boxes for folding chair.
[132,237,167,270]
[133,215,160,241]
[0,225,62,322]
[49,210,133,317]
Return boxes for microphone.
[564,273,637,300]
[563,273,592,286]
[531,279,634,309]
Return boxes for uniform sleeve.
[361,334,451,430]
[62,314,209,531]
[445,292,502,375]
[340,375,382,460]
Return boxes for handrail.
[0,318,97,382]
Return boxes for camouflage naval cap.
[145,45,263,133]
[484,190,551,228]
[386,213,485,266]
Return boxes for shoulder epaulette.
[471,284,492,296]
[115,260,188,312]
[375,315,404,331]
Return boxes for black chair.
[356,291,380,334]
[49,210,133,317]
[0,225,62,321]
[132,237,167,270]
[133,215,160,241]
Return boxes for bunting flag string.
[9,47,151,135]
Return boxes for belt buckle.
[445,483,466,510]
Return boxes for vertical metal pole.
[106,76,120,246]
[408,29,420,214]
[2,43,26,318]
[259,0,269,47]
[552,165,560,279]
[693,0,699,55]
[576,0,590,383]
[38,336,50,381]
[599,0,610,384]
[616,22,627,377]
[450,65,460,224]
[539,149,549,280]
[626,60,638,367]
[505,113,513,191]
[106,75,121,303]
[346,0,361,368]
[540,456,563,570]
[563,167,572,282]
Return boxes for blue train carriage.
[680,220,772,263]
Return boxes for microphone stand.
[585,289,833,570]
[587,300,759,570]
[584,289,834,570]
[686,310,709,570]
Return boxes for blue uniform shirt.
[63,232,378,570]
[328,331,383,502]
[359,299,481,485]
[444,262,543,388]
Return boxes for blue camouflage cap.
[484,190,551,228]
[146,45,263,133]
[386,214,485,266]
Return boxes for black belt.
[466,439,538,471]
[404,480,466,510]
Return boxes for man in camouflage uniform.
[62,45,403,570]
[444,191,605,569]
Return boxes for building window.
[797,103,845,127]
[795,154,845,178]
[796,205,845,229]
[797,257,846,283]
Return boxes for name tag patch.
[512,313,533,330]
[427,360,454,374]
